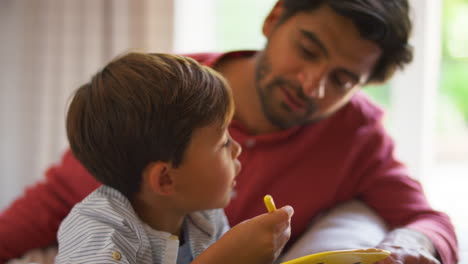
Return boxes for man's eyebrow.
[300,29,329,57]
[300,29,363,84]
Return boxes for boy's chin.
[218,190,236,209]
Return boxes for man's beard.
[255,52,318,129]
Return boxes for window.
[425,0,468,260]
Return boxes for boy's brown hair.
[66,52,234,199]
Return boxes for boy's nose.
[232,139,242,158]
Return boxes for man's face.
[256,4,382,129]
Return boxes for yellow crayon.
[280,248,391,264]
[264,194,277,213]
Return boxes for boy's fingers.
[280,205,294,217]
[243,205,293,229]
[266,205,293,231]
[273,205,294,222]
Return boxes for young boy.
[57,52,293,264]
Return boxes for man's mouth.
[280,85,307,113]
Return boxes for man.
[0,1,458,264]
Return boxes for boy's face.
[256,4,382,129]
[170,121,242,212]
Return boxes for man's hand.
[193,205,294,264]
[375,228,440,264]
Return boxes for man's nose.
[297,66,327,99]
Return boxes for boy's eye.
[223,138,231,147]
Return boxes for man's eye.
[298,45,318,60]
[332,74,356,91]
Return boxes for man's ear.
[144,161,175,195]
[263,0,285,37]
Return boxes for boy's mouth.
[230,189,237,199]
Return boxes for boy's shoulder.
[68,185,139,226]
[56,186,145,263]
[64,185,228,237]
[187,208,229,233]
[183,209,230,257]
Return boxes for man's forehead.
[293,7,382,70]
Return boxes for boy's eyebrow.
[216,121,229,134]
[220,122,230,134]
[300,29,329,58]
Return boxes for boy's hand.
[193,205,294,264]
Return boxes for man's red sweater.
[0,51,458,264]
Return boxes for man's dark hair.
[281,0,413,83]
[66,52,234,200]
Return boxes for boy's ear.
[263,0,285,37]
[145,161,175,195]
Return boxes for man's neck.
[216,51,280,134]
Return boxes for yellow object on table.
[262,195,391,264]
[280,248,391,264]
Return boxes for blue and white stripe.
[56,185,229,264]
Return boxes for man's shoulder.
[336,92,385,128]
[183,52,223,66]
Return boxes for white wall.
[0,0,174,210]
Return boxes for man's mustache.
[269,78,316,111]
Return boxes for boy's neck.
[132,195,185,237]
